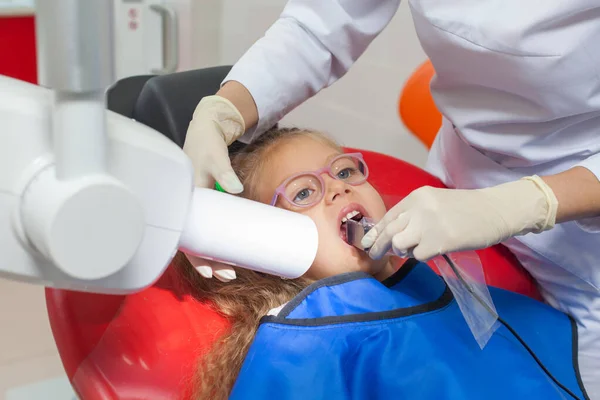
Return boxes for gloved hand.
[182,95,245,282]
[185,254,237,283]
[361,176,559,261]
[183,95,246,193]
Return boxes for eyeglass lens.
[283,156,367,206]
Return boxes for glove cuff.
[519,175,559,233]
[193,95,246,145]
[478,175,558,239]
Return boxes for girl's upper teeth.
[341,210,360,223]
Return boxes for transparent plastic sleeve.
[347,218,500,349]
[433,252,500,349]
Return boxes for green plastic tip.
[214,181,226,193]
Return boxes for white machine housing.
[0,75,194,294]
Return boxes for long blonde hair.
[176,128,343,399]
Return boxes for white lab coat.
[224,0,600,397]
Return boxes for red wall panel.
[0,15,37,84]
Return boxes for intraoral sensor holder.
[344,218,499,349]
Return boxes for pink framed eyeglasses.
[269,153,369,208]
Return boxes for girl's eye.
[293,188,315,203]
[337,167,357,180]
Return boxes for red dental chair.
[45,67,541,400]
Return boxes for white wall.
[0,279,68,397]
[216,0,429,167]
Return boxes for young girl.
[176,128,587,400]
[177,127,395,397]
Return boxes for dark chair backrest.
[107,66,245,154]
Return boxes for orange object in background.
[398,60,441,149]
[0,15,37,84]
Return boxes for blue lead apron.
[230,259,589,399]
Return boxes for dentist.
[182,1,600,396]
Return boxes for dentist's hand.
[183,95,246,193]
[361,176,558,261]
[185,254,237,283]
[183,94,246,282]
[183,83,258,282]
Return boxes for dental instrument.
[345,217,499,349]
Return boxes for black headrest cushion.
[131,66,232,148]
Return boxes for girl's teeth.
[341,210,361,225]
[346,210,359,220]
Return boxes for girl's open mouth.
[339,210,364,244]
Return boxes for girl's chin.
[370,257,396,279]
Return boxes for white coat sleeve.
[223,0,402,140]
[575,154,600,231]
[577,154,600,183]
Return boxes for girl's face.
[253,136,392,281]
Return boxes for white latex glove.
[182,95,245,282]
[361,176,559,261]
[185,254,237,283]
[183,95,246,193]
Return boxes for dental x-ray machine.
[0,0,318,295]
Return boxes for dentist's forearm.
[217,80,259,131]
[542,166,600,223]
